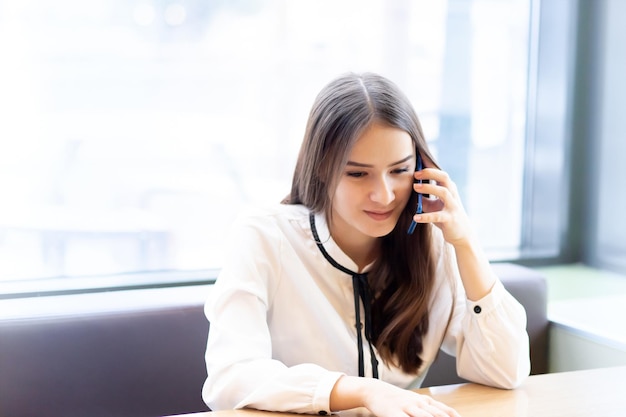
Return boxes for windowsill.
[536,263,626,352]
[536,263,626,302]
[0,269,218,300]
[0,284,212,321]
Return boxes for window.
[1,0,561,292]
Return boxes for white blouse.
[202,204,530,413]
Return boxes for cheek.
[333,182,356,206]
[396,178,414,201]
[332,182,364,216]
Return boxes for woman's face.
[330,122,416,245]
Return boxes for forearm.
[329,375,375,411]
[330,375,461,417]
[452,235,497,301]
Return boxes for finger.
[404,399,459,417]
[424,397,462,417]
[414,167,449,183]
[415,169,458,195]
[424,405,453,417]
[418,198,445,216]
[414,181,455,206]
[412,211,448,226]
[403,404,435,417]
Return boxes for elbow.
[458,347,531,390]
[202,378,227,411]
[492,355,531,390]
[495,372,528,390]
[202,370,243,411]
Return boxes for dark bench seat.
[0,263,547,417]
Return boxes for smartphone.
[407,153,423,234]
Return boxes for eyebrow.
[346,154,414,168]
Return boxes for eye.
[391,167,410,174]
[346,171,366,178]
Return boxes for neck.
[329,222,379,272]
[344,242,378,271]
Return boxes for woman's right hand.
[330,375,461,417]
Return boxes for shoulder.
[234,203,309,228]
[228,203,310,242]
[217,204,310,276]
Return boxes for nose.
[369,175,395,205]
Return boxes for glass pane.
[0,0,530,282]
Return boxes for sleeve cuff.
[312,371,344,415]
[465,279,506,316]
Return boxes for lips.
[364,210,394,221]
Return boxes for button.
[473,305,482,314]
[318,411,328,415]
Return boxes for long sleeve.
[203,274,343,413]
[202,208,345,414]
[434,241,531,388]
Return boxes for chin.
[365,222,397,238]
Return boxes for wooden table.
[178,366,626,417]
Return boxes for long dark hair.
[283,72,439,373]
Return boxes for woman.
[202,72,530,417]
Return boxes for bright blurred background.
[0,0,569,286]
